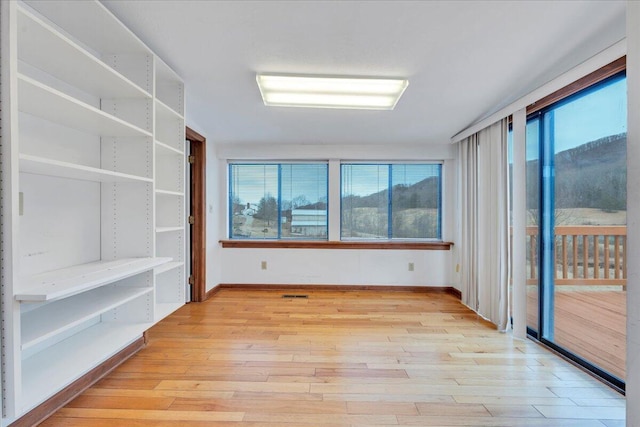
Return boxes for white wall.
[220,247,451,286]
[205,145,223,291]
[212,142,458,289]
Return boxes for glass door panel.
[526,118,541,335]
[543,74,627,382]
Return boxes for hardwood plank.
[66,395,174,410]
[347,401,418,415]
[51,408,244,422]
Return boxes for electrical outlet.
[261,261,267,270]
[408,262,414,271]
[456,264,460,273]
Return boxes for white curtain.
[459,119,510,331]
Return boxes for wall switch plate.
[261,261,267,270]
[408,262,414,271]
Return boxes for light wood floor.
[42,289,625,426]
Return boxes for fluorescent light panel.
[256,74,409,110]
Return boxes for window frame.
[339,161,444,242]
[227,161,329,240]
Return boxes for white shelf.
[155,302,183,322]
[18,6,151,100]
[19,154,153,183]
[154,261,184,275]
[16,257,171,302]
[23,0,150,56]
[21,321,151,412]
[155,140,184,156]
[155,57,182,87]
[22,286,152,351]
[18,74,152,137]
[4,0,188,420]
[156,226,184,233]
[155,189,184,197]
[155,98,184,121]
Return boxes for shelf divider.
[155,140,184,156]
[154,261,184,275]
[16,257,171,302]
[18,6,151,100]
[21,321,151,412]
[155,189,185,197]
[20,154,153,183]
[21,287,152,351]
[156,227,184,233]
[18,74,152,138]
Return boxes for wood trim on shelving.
[215,283,461,296]
[527,56,626,115]
[186,126,206,303]
[219,240,453,250]
[11,336,145,427]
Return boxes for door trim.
[186,126,206,302]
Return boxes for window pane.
[229,163,328,240]
[548,75,626,379]
[281,164,328,239]
[229,164,278,239]
[390,164,441,239]
[341,164,389,239]
[341,163,442,240]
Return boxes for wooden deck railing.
[524,225,626,286]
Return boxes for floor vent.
[282,294,308,299]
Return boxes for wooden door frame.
[186,126,206,302]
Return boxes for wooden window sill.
[219,240,453,250]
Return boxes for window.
[341,163,442,240]
[229,163,328,239]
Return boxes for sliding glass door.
[528,72,627,390]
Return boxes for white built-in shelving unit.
[0,0,186,423]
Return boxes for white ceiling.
[103,0,625,146]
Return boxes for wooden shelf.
[155,302,183,322]
[155,140,184,156]
[154,261,184,275]
[21,321,151,412]
[16,257,171,302]
[156,226,184,233]
[18,74,152,137]
[155,189,184,197]
[156,98,184,121]
[21,286,152,351]
[18,6,151,99]
[19,154,153,183]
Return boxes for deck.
[527,288,626,380]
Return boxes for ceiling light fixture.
[256,74,409,110]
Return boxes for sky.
[342,164,440,197]
[521,76,627,160]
